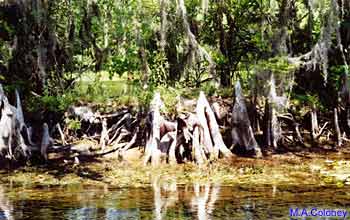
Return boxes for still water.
[0,182,349,220]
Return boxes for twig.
[107,113,130,134]
[98,109,129,119]
[111,128,130,146]
[56,123,67,146]
[119,129,139,160]
[100,118,109,150]
[315,122,329,140]
[108,126,123,145]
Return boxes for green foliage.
[107,46,140,76]
[254,57,296,76]
[251,57,296,97]
[27,89,77,113]
[294,93,321,108]
[65,118,81,132]
[329,65,348,90]
[156,85,181,114]
[0,0,348,118]
[0,19,13,74]
[149,51,169,86]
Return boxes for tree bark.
[347,108,350,133]
[100,118,108,150]
[310,105,328,144]
[41,123,51,160]
[294,122,304,144]
[168,126,178,165]
[0,96,15,158]
[192,126,205,165]
[232,81,262,158]
[334,107,342,147]
[197,92,232,158]
[139,45,151,87]
[311,107,319,142]
[0,86,30,158]
[264,98,282,149]
[143,92,163,166]
[196,92,215,156]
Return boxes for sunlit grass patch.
[64,71,234,116]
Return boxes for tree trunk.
[263,75,284,150]
[309,105,328,145]
[311,107,319,142]
[0,85,31,158]
[41,123,51,160]
[294,122,304,144]
[334,107,342,147]
[192,126,205,165]
[264,98,282,149]
[4,0,71,95]
[347,108,350,134]
[0,96,15,158]
[196,93,215,156]
[168,125,178,165]
[231,81,262,158]
[197,92,232,158]
[271,106,281,149]
[139,45,151,87]
[100,118,108,150]
[143,92,163,166]
[263,100,272,148]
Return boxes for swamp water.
[0,183,349,220]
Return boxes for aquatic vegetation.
[1,151,347,189]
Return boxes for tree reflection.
[152,178,221,220]
[0,185,13,220]
[153,176,179,220]
[190,183,220,220]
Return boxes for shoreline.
[1,148,350,188]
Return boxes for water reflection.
[190,183,220,220]
[152,178,222,220]
[65,207,139,220]
[0,183,349,219]
[153,177,178,220]
[0,185,13,220]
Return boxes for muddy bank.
[2,147,350,188]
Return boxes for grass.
[59,71,234,115]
